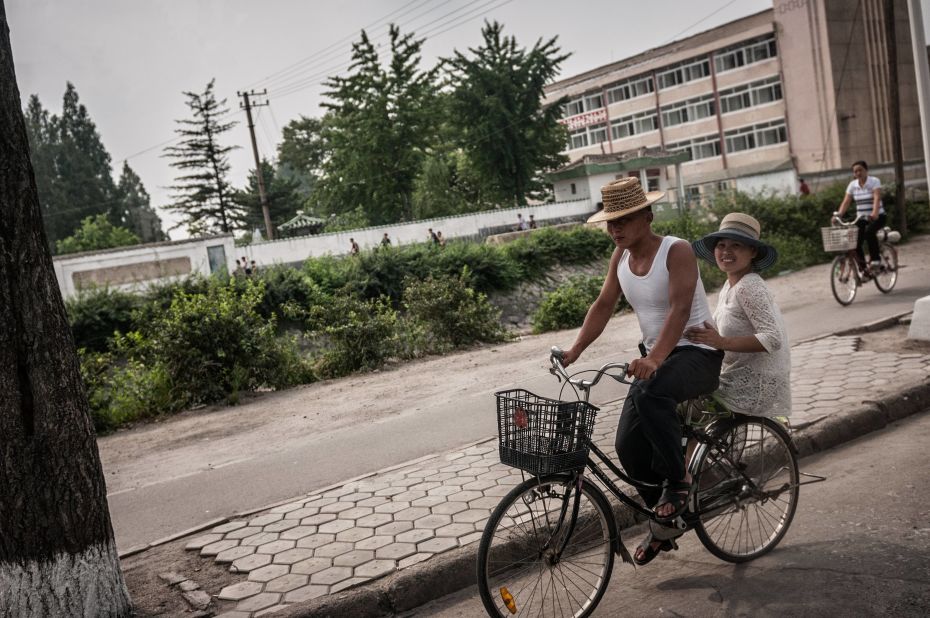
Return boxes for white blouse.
[714,273,791,418]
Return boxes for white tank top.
[618,235,715,353]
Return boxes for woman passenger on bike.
[835,160,886,277]
[685,213,791,421]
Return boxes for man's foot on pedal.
[655,478,690,521]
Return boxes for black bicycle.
[476,348,801,617]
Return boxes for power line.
[661,0,741,45]
[273,0,514,100]
[244,0,430,90]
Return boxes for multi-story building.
[545,0,925,208]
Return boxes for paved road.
[106,237,930,550]
[406,408,930,617]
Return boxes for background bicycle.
[823,214,900,306]
[476,349,803,618]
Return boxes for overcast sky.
[8,0,929,237]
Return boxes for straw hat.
[692,212,778,272]
[587,177,666,224]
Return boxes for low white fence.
[242,199,596,266]
[53,235,235,300]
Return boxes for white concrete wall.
[242,200,596,265]
[53,235,235,300]
[734,168,798,196]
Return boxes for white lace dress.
[714,273,791,418]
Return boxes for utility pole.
[906,0,930,203]
[238,89,274,241]
[884,0,906,235]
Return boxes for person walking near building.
[834,160,886,277]
[350,238,360,256]
[559,177,722,565]
[528,214,537,229]
[428,228,440,245]
[436,231,446,247]
[381,232,392,247]
[799,178,810,196]
[516,213,528,231]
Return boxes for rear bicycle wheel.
[476,473,616,618]
[873,242,898,293]
[692,416,799,563]
[830,254,857,305]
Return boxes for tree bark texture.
[0,4,131,616]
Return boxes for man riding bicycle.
[835,160,886,277]
[559,178,723,564]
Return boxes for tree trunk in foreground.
[0,4,131,615]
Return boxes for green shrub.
[531,275,616,334]
[402,266,509,352]
[66,287,142,352]
[502,226,615,279]
[124,280,313,408]
[253,265,328,319]
[305,294,400,378]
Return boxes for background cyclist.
[835,160,886,277]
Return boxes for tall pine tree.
[234,158,304,233]
[163,79,241,235]
[446,22,569,206]
[317,25,436,225]
[115,162,165,243]
[23,85,121,250]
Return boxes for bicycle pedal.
[671,516,687,530]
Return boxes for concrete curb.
[277,376,930,617]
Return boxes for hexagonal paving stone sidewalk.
[191,335,929,616]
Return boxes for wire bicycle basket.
[494,389,599,475]
[821,226,858,252]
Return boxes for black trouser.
[615,345,724,507]
[856,213,886,267]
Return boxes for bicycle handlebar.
[831,213,867,227]
[549,346,633,391]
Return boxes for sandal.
[633,530,679,566]
[654,480,690,523]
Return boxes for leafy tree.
[0,4,132,613]
[163,78,241,234]
[23,85,121,250]
[445,21,570,206]
[55,214,140,255]
[234,158,305,232]
[277,114,326,198]
[115,162,165,243]
[317,25,437,225]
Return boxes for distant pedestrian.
[516,213,529,231]
[436,231,446,247]
[243,258,253,276]
[428,228,440,245]
[250,260,258,275]
[528,214,537,229]
[799,178,811,196]
[234,259,245,277]
[350,238,360,256]
[381,232,392,247]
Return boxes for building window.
[611,109,658,140]
[714,34,777,73]
[564,98,585,117]
[585,93,603,110]
[657,57,710,90]
[569,128,589,149]
[724,119,788,153]
[660,94,716,127]
[588,123,608,144]
[570,183,577,195]
[667,133,722,161]
[719,76,783,114]
[606,75,654,104]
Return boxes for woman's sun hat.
[587,177,666,224]
[692,212,779,272]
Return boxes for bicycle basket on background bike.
[494,389,598,475]
[821,226,858,252]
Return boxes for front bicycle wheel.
[873,242,898,293]
[477,473,616,618]
[830,254,857,305]
[692,416,799,563]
